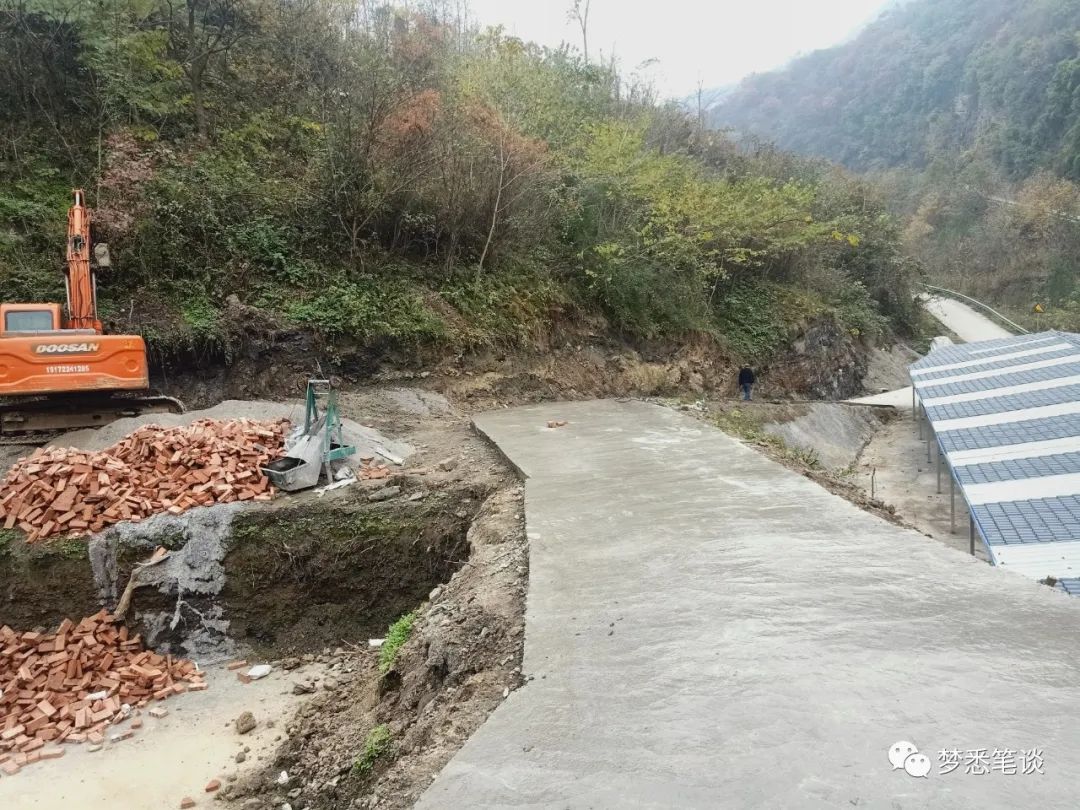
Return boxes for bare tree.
[567,0,590,63]
[477,127,549,276]
[163,0,251,138]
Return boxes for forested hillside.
[709,0,1080,325]
[711,0,1080,178]
[0,0,916,374]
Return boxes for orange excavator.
[0,189,182,434]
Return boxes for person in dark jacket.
[738,366,755,401]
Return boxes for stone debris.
[368,485,400,503]
[180,797,196,809]
[205,778,221,792]
[0,610,204,774]
[545,420,568,429]
[246,664,272,680]
[235,711,257,735]
[0,418,288,543]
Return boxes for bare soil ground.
[0,660,328,810]
[0,382,525,810]
[223,387,529,810]
[854,410,989,561]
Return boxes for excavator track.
[0,393,185,437]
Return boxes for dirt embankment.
[160,311,875,411]
[228,487,526,810]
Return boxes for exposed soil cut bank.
[0,488,482,662]
[221,492,478,657]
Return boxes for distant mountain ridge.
[706,0,1080,180]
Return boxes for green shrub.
[352,724,392,775]
[287,280,445,344]
[378,611,417,674]
[441,263,568,346]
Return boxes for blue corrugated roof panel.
[912,330,1080,589]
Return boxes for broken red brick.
[0,418,287,543]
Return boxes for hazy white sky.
[467,0,894,98]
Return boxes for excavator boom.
[64,189,102,333]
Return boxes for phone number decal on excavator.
[34,342,100,354]
[45,364,92,374]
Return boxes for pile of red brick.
[0,418,288,543]
[0,610,204,774]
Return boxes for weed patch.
[710,408,821,470]
[378,611,417,674]
[353,724,392,776]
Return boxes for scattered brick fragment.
[180,797,196,809]
[360,459,392,479]
[205,778,221,792]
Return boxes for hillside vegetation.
[711,0,1080,178]
[709,0,1080,326]
[1,0,917,371]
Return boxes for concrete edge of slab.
[471,416,530,481]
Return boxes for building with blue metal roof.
[910,331,1080,594]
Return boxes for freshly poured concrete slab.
[417,399,1080,809]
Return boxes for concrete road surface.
[922,295,1013,342]
[417,400,1080,809]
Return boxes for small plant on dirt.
[379,611,417,674]
[0,529,17,556]
[353,724,392,775]
[45,538,88,560]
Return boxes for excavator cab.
[0,303,63,336]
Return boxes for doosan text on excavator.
[0,189,182,433]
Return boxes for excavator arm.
[64,189,103,333]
